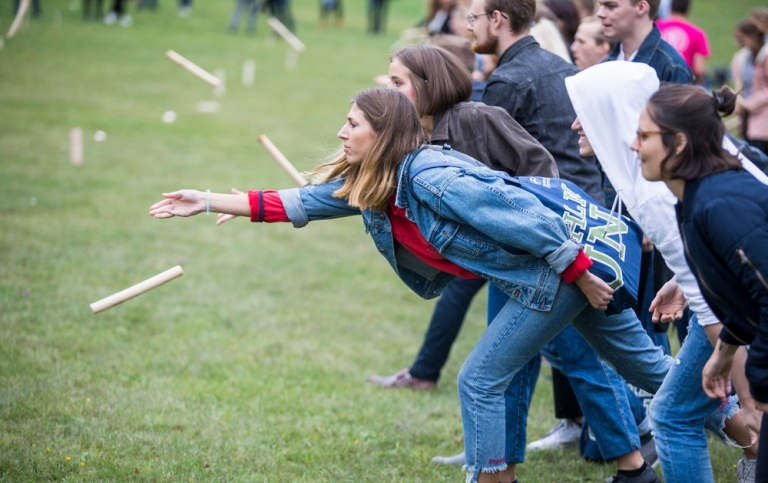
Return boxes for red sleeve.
[248,190,289,223]
[560,249,593,284]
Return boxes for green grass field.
[0,0,763,481]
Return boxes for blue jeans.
[458,282,671,481]
[489,286,647,463]
[649,318,740,483]
[410,277,487,382]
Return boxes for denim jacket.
[482,36,604,204]
[279,146,580,311]
[604,24,694,84]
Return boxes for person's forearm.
[210,193,251,217]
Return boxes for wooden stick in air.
[258,135,308,187]
[266,17,306,53]
[165,50,221,88]
[90,266,184,314]
[6,0,30,39]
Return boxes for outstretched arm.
[149,190,250,219]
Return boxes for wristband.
[205,189,211,215]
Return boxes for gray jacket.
[483,36,604,205]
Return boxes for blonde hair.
[308,89,426,211]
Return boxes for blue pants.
[410,277,486,382]
[458,281,671,481]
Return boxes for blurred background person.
[571,15,614,70]
[319,0,343,29]
[731,19,765,140]
[542,0,581,52]
[736,19,768,156]
[656,0,711,85]
[228,0,260,34]
[425,0,457,35]
[368,0,389,34]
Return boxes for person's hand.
[149,190,205,218]
[649,277,686,323]
[216,188,242,226]
[574,270,614,311]
[702,348,735,401]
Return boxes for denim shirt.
[482,36,605,205]
[604,24,694,84]
[278,146,581,311]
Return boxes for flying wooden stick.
[216,137,308,226]
[6,0,30,39]
[258,135,308,187]
[165,50,221,88]
[90,265,184,314]
[266,17,305,53]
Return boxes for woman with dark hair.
[150,87,671,483]
[635,83,768,481]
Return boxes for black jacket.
[677,169,768,402]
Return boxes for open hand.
[149,190,205,218]
[649,278,686,323]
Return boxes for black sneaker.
[609,464,661,483]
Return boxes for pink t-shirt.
[657,19,710,69]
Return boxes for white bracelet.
[205,189,211,215]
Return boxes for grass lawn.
[0,0,763,481]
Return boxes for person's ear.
[636,0,650,18]
[674,133,687,155]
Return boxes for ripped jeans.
[649,317,740,483]
[458,282,672,482]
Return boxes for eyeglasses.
[467,11,508,26]
[635,129,668,146]
[467,12,490,26]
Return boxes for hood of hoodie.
[565,62,715,323]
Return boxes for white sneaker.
[526,418,581,450]
[737,451,756,483]
[431,451,465,466]
[118,14,132,27]
[103,11,117,24]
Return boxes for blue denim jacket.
[604,24,694,84]
[279,146,581,311]
[482,36,605,205]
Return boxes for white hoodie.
[565,62,768,326]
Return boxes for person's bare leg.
[477,465,516,483]
[616,450,645,471]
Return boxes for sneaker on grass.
[526,418,581,450]
[431,451,465,466]
[737,451,756,483]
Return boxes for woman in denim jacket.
[636,83,768,482]
[149,88,671,483]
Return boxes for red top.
[248,190,591,283]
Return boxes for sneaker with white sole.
[737,451,756,483]
[431,451,465,466]
[526,418,581,450]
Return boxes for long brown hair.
[645,84,741,180]
[391,44,473,117]
[308,89,426,211]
